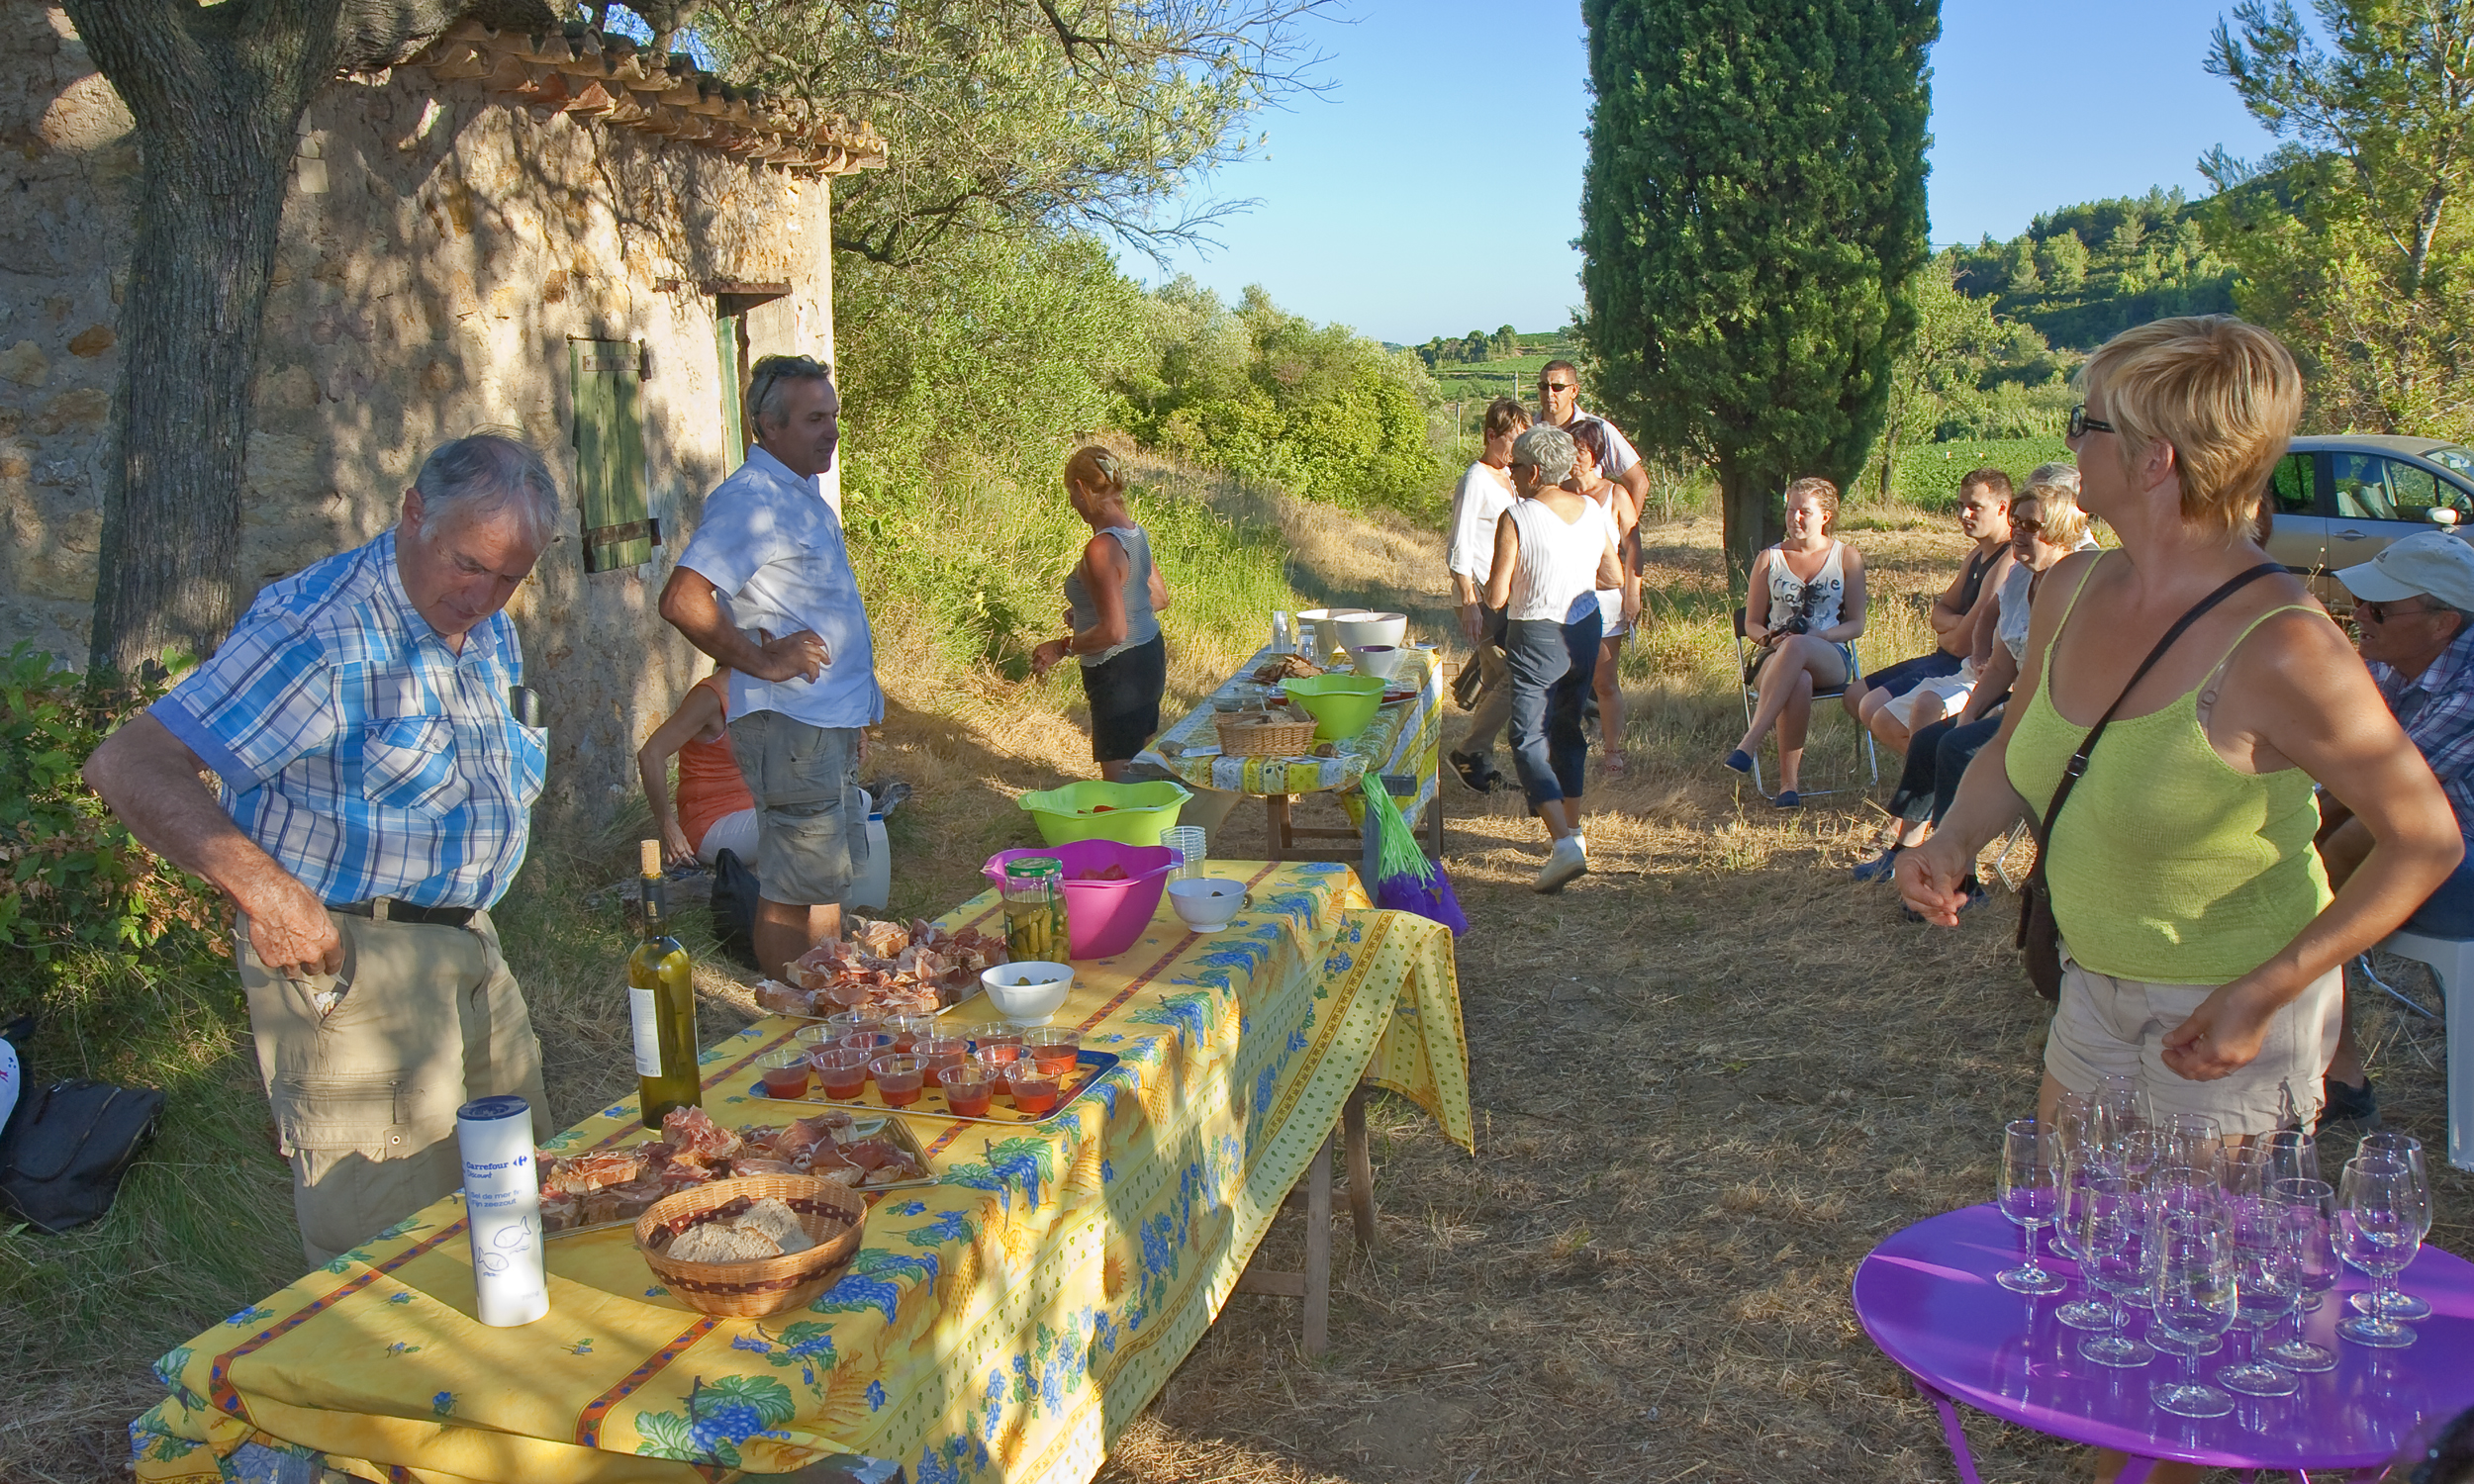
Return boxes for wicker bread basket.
[1215,711,1320,756]
[634,1175,868,1318]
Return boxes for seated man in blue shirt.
[661,355,883,977]
[85,435,559,1262]
[2317,529,2474,1126]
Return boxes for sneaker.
[1448,750,1497,795]
[2322,1075,2381,1132]
[1721,748,1755,776]
[1852,844,1903,883]
[1535,835,1588,893]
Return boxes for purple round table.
[1853,1204,2474,1483]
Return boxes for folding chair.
[1732,607,1880,801]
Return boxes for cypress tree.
[1577,0,1938,585]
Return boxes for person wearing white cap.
[2316,529,2474,1126]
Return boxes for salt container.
[456,1093,549,1326]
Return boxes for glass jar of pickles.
[1000,858,1068,963]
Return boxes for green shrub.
[1867,437,2074,510]
[0,644,222,1010]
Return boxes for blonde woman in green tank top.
[1895,318,2459,1151]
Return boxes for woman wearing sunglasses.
[1899,317,2458,1163]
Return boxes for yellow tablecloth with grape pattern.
[131,864,1469,1484]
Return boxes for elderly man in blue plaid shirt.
[87,434,559,1262]
[2316,529,2474,1127]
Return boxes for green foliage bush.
[1115,280,1449,518]
[1948,188,2237,350]
[0,644,222,1011]
[1873,437,2074,511]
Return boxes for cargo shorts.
[2044,947,2340,1138]
[727,709,866,908]
[237,909,548,1265]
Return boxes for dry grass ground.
[11,474,2461,1484]
[1088,503,2468,1484]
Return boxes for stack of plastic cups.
[456,1094,548,1327]
[1163,825,1206,881]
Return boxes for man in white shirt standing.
[1446,397,1531,792]
[660,355,883,976]
[1536,360,1650,513]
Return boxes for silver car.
[2266,434,2474,593]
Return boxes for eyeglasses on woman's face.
[2067,404,2115,439]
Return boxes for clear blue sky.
[1128,0,2289,346]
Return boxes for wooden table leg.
[1343,1083,1375,1248]
[1266,794,1290,862]
[1426,784,1444,858]
[1302,1134,1332,1357]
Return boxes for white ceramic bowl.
[1351,644,1405,680]
[981,962,1073,1026]
[1294,607,1342,660]
[1169,878,1248,932]
[1333,610,1407,652]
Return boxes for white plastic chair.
[2368,927,2474,1170]
[1732,606,1880,801]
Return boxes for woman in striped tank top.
[1723,478,1870,806]
[1482,424,1624,892]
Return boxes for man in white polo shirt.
[1536,360,1649,512]
[660,355,884,975]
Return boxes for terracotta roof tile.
[409,19,886,175]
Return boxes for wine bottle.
[629,840,700,1127]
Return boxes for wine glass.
[2261,1128,2322,1187]
[2265,1177,2339,1373]
[2149,1210,2238,1418]
[2075,1175,2155,1367]
[2336,1154,2424,1348]
[2218,1179,2299,1397]
[1997,1117,2066,1294]
[2091,1074,2149,1162]
[2155,1112,2223,1172]
[2348,1132,2433,1321]
[2052,1142,2116,1330]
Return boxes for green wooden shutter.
[571,339,653,572]
[715,314,747,465]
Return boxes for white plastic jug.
[849,789,892,910]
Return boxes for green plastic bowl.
[1016,779,1193,846]
[1281,674,1385,741]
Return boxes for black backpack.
[710,848,763,972]
[0,1019,164,1234]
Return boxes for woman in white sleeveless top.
[1722,477,1869,806]
[1482,424,1622,892]
[1566,419,1642,776]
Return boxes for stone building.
[0,2,884,828]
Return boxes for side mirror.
[2433,507,2462,526]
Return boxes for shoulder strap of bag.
[2034,561,2284,845]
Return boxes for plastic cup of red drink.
[1007,1066,1062,1117]
[870,1054,928,1107]
[939,1062,995,1118]
[886,1012,938,1053]
[1025,1027,1082,1077]
[840,1031,896,1061]
[822,1010,885,1044]
[813,1046,871,1100]
[758,1048,810,1099]
[914,1034,967,1086]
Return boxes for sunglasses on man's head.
[2067,404,2115,439]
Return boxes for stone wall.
[0,0,841,833]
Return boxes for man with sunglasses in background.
[1535,361,1649,514]
[2315,529,2474,1127]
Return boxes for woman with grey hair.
[1483,424,1624,891]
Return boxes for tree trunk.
[65,0,346,677]
[1716,458,1784,599]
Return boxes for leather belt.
[333,898,478,928]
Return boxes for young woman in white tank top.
[1567,421,1642,775]
[1483,427,1622,892]
[1721,478,1869,806]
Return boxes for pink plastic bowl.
[983,840,1179,960]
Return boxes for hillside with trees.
[1946,187,2238,349]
